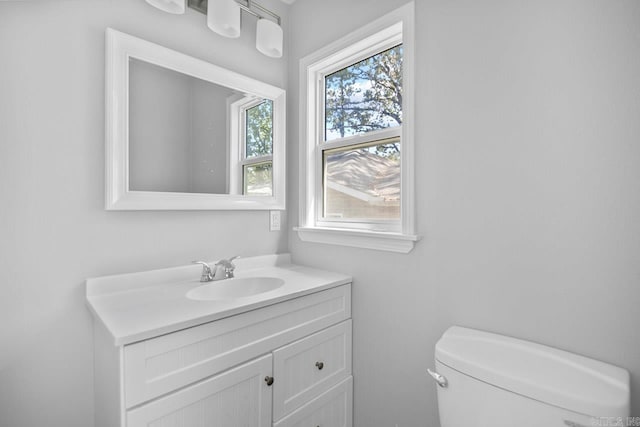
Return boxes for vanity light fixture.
[255,17,283,58]
[146,0,283,58]
[145,0,186,14]
[207,0,241,38]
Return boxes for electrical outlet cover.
[270,210,281,231]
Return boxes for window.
[296,3,418,253]
[322,45,402,225]
[229,97,274,196]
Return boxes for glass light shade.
[145,0,185,14]
[207,0,241,38]
[256,18,283,58]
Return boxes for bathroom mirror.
[105,28,285,210]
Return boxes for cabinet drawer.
[273,376,353,427]
[273,320,352,420]
[127,354,273,427]
[123,284,350,408]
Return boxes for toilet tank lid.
[435,326,630,417]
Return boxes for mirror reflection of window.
[245,101,273,157]
[243,100,273,196]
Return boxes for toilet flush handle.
[427,369,448,388]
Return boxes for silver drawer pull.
[427,369,448,388]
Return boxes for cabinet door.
[273,377,353,427]
[273,320,352,420]
[127,354,273,427]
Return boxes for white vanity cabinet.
[93,283,352,427]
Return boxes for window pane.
[323,138,400,219]
[245,100,273,158]
[324,45,402,141]
[243,162,273,196]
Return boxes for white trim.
[400,3,416,238]
[105,28,286,210]
[294,227,419,254]
[296,2,417,252]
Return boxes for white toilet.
[429,326,630,427]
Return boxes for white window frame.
[228,96,274,196]
[295,2,418,253]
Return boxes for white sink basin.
[186,277,285,301]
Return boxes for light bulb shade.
[256,18,283,58]
[145,0,185,14]
[207,0,241,38]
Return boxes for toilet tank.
[432,326,630,427]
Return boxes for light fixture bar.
[187,0,280,25]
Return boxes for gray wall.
[0,1,288,426]
[287,0,640,426]
[188,78,233,194]
[129,59,236,194]
[129,58,192,192]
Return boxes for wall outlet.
[269,210,281,231]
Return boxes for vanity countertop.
[86,254,351,346]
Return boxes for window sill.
[293,226,419,253]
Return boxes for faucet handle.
[215,255,239,267]
[192,261,213,282]
[215,256,239,278]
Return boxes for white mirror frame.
[105,28,286,210]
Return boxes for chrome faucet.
[192,256,239,282]
[192,261,214,282]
